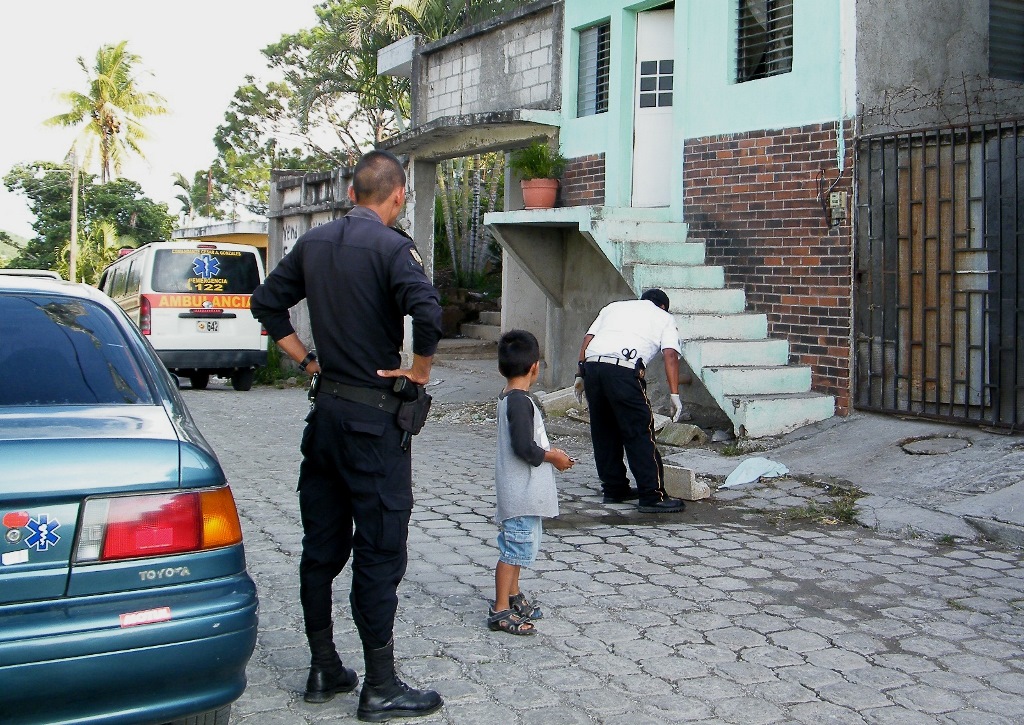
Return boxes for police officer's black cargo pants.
[297,393,412,650]
[583,361,669,507]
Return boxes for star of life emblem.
[25,514,61,551]
[192,254,221,279]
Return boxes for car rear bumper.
[0,573,258,725]
[158,349,267,371]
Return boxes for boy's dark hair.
[498,329,540,378]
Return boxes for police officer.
[251,150,443,722]
[573,289,689,513]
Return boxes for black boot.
[357,639,443,722]
[304,623,359,703]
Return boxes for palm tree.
[47,41,168,183]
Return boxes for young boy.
[489,330,574,635]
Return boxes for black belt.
[318,379,401,414]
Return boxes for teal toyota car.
[0,275,258,725]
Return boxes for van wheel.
[231,368,254,391]
[189,373,210,390]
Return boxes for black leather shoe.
[602,488,640,503]
[305,662,359,703]
[358,640,443,722]
[638,498,685,513]
[304,624,359,703]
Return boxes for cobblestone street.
[184,381,1024,725]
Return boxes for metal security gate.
[854,119,1024,429]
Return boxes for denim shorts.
[496,516,543,567]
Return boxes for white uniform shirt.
[584,299,680,365]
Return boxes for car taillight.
[140,295,152,335]
[75,487,243,563]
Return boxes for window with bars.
[990,0,1024,82]
[736,0,793,83]
[578,22,611,117]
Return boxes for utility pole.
[69,152,79,282]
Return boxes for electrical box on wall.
[828,191,848,226]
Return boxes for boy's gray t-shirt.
[494,389,558,523]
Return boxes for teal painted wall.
[560,0,853,211]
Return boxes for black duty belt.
[318,379,401,414]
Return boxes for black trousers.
[297,394,412,650]
[583,361,668,506]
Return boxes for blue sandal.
[510,592,543,620]
[488,607,535,635]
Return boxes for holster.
[395,384,432,436]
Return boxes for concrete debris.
[538,386,578,416]
[657,422,708,446]
[663,465,711,500]
[712,429,735,442]
[721,456,789,489]
[653,413,671,432]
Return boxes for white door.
[631,8,676,208]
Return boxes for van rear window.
[152,249,261,294]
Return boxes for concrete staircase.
[460,310,502,343]
[582,214,835,438]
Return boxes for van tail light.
[75,487,243,563]
[260,324,268,337]
[140,295,152,335]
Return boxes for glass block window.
[736,0,793,83]
[578,22,611,117]
[990,0,1024,82]
[638,59,674,108]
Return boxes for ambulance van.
[98,241,268,390]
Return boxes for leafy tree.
[46,41,168,182]
[54,220,131,285]
[3,162,174,273]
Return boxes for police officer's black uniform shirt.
[251,206,442,389]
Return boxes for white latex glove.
[573,375,586,405]
[670,393,683,422]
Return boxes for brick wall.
[683,121,855,414]
[560,154,606,207]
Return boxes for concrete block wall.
[418,1,561,124]
[561,154,606,206]
[683,121,855,414]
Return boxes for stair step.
[702,365,812,397]
[681,339,790,370]
[675,313,767,340]
[460,323,502,343]
[725,392,836,438]
[633,264,725,290]
[623,240,705,266]
[664,287,745,314]
[603,219,689,243]
[478,310,501,326]
[435,337,498,359]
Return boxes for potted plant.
[510,141,566,210]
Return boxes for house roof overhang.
[379,109,560,162]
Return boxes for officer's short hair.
[352,150,406,205]
[498,329,540,379]
[641,288,670,311]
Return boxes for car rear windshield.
[152,249,261,294]
[0,294,154,406]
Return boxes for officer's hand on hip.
[573,375,585,405]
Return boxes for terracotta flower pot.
[521,178,559,210]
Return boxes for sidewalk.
[430,355,1024,548]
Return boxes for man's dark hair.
[352,150,406,205]
[641,288,670,311]
[498,329,540,378]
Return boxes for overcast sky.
[1,0,321,239]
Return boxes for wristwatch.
[299,351,317,371]
[577,360,586,377]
